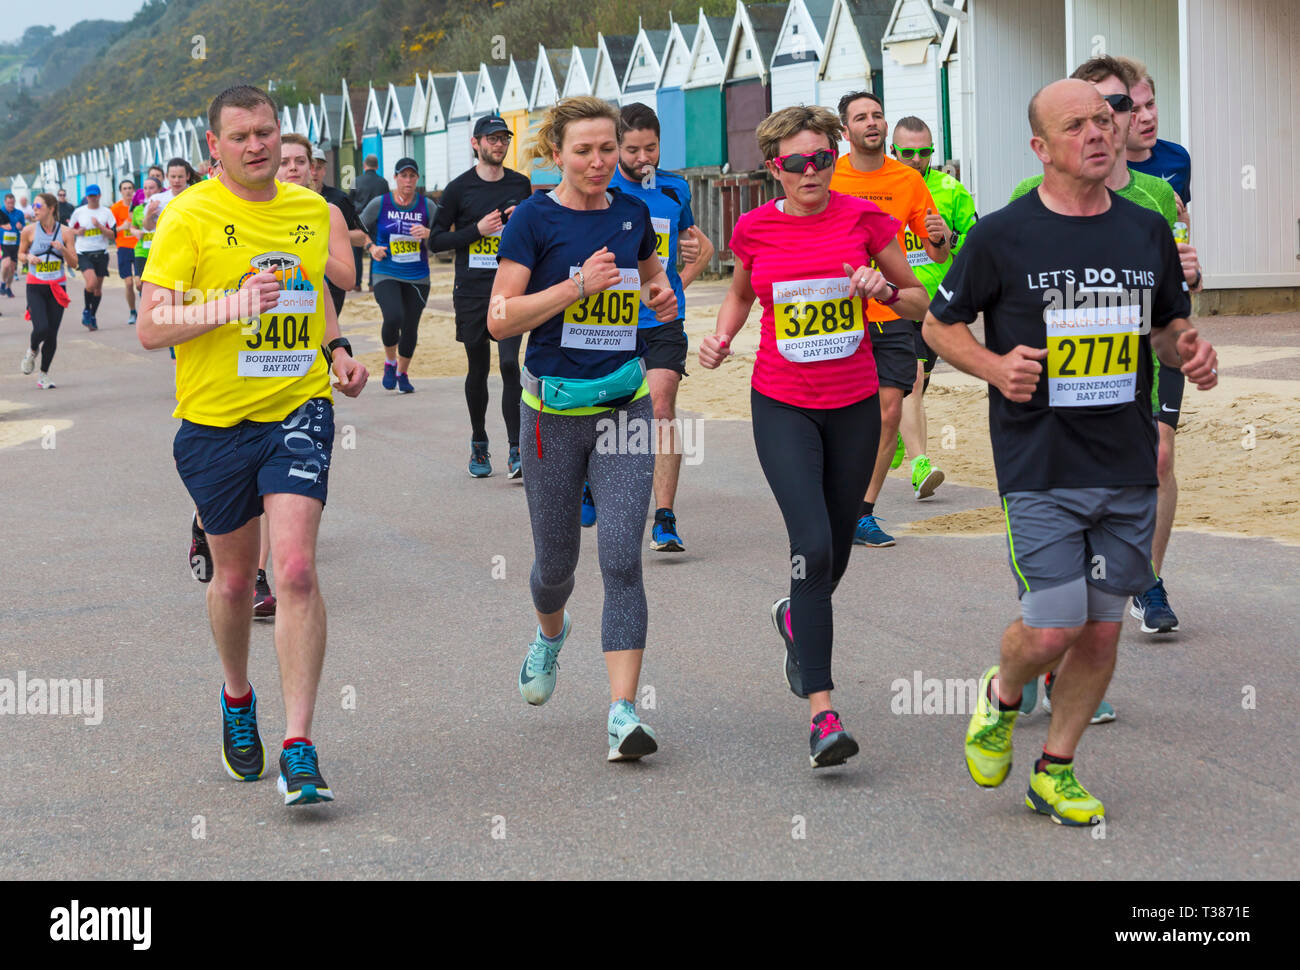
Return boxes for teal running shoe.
[519,612,570,706]
[607,698,658,761]
[1043,673,1116,724]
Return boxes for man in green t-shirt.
[890,116,979,501]
[1008,56,1203,726]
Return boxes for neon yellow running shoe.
[1025,763,1105,826]
[890,432,905,469]
[911,455,945,499]
[965,665,1018,788]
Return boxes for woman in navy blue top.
[491,96,677,763]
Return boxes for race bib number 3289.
[772,277,865,363]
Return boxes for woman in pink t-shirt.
[699,105,927,769]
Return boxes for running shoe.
[277,743,334,806]
[396,372,415,394]
[381,361,397,390]
[853,514,895,547]
[127,309,137,325]
[809,710,858,768]
[88,315,98,331]
[771,597,808,698]
[508,445,522,479]
[965,665,1018,787]
[36,375,55,389]
[911,455,945,499]
[650,510,684,552]
[253,569,276,621]
[189,512,212,583]
[21,348,35,374]
[1019,676,1039,715]
[81,308,92,329]
[1042,674,1115,724]
[1130,578,1179,633]
[220,684,266,782]
[890,432,905,469]
[1025,762,1105,826]
[519,611,570,706]
[580,481,597,527]
[469,440,492,478]
[607,698,658,762]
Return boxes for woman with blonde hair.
[490,96,677,762]
[699,105,928,768]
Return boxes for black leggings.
[751,387,881,694]
[28,285,65,373]
[464,337,523,446]
[374,278,429,359]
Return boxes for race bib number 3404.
[1045,305,1141,407]
[772,277,865,363]
[561,267,640,351]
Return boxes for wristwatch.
[571,268,585,301]
[326,337,352,358]
[877,282,901,306]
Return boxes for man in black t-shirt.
[311,147,368,314]
[923,79,1218,828]
[429,114,533,479]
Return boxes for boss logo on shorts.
[280,399,331,484]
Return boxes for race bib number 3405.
[772,277,865,363]
[561,267,640,351]
[1045,305,1140,406]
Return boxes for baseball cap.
[393,157,419,174]
[86,184,101,196]
[474,115,511,138]
[311,146,327,162]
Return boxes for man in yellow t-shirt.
[830,91,947,548]
[139,84,368,809]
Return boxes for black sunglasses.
[1102,93,1134,113]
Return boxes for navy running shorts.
[117,246,135,278]
[173,398,334,536]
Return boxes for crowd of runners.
[4,50,1210,823]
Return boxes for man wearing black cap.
[351,154,388,291]
[429,114,533,478]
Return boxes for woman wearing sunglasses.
[18,193,79,388]
[699,105,928,768]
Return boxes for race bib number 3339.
[1045,305,1140,406]
[561,267,640,351]
[772,277,865,363]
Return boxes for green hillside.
[1,0,738,173]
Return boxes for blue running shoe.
[519,612,570,706]
[396,372,415,394]
[220,684,266,781]
[650,510,683,551]
[88,315,98,331]
[277,743,334,805]
[1019,676,1039,715]
[853,514,895,547]
[381,362,397,390]
[608,698,658,762]
[1131,578,1179,633]
[469,440,492,478]
[81,307,91,329]
[1043,673,1116,724]
[580,481,597,527]
[508,445,522,479]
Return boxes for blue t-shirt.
[498,188,658,381]
[609,167,694,328]
[371,193,433,281]
[2,206,24,243]
[1128,138,1191,205]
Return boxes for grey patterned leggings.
[520,394,655,652]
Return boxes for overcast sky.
[4,1,146,46]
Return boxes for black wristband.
[326,337,352,358]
